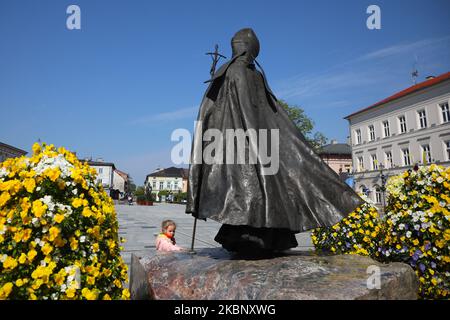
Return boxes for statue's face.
[231,28,260,61]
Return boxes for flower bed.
[0,143,130,300]
[378,164,449,299]
[312,164,450,300]
[311,193,382,258]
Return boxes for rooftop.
[146,166,189,179]
[318,143,351,156]
[344,71,450,119]
[0,142,27,155]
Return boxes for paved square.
[115,203,314,283]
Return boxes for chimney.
[331,139,338,145]
[426,75,435,80]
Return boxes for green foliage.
[278,100,328,151]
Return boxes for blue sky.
[1,0,449,184]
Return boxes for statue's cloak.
[186,53,364,235]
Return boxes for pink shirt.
[155,234,183,252]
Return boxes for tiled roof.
[344,71,450,119]
[146,167,188,179]
[318,143,351,155]
[0,142,27,155]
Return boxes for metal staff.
[189,44,226,254]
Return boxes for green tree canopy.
[278,100,328,151]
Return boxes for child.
[155,219,183,252]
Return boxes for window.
[375,186,382,204]
[383,121,390,137]
[371,154,378,170]
[385,151,393,168]
[402,148,411,166]
[357,156,364,172]
[368,125,375,141]
[441,102,450,123]
[445,141,450,161]
[418,110,427,128]
[421,144,431,164]
[152,181,156,189]
[399,115,407,133]
[98,168,103,174]
[355,129,361,144]
[159,182,164,190]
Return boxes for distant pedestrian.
[155,219,184,252]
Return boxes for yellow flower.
[15,279,24,287]
[66,288,76,298]
[23,178,36,193]
[32,142,41,155]
[72,198,83,208]
[3,256,18,270]
[41,243,53,255]
[48,226,60,241]
[82,207,93,217]
[0,283,13,299]
[121,289,130,300]
[0,192,11,207]
[114,279,123,288]
[27,249,37,261]
[54,213,65,223]
[44,168,61,182]
[81,288,98,300]
[103,294,112,300]
[87,276,95,285]
[18,253,27,264]
[70,237,79,251]
[32,200,47,218]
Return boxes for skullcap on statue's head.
[231,28,260,61]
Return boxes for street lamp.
[379,164,387,213]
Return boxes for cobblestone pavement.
[116,203,314,281]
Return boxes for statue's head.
[231,28,260,62]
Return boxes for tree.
[134,186,145,197]
[278,100,328,151]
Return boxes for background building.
[0,142,27,162]
[113,169,130,195]
[345,72,450,208]
[145,167,188,201]
[318,140,353,175]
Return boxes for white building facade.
[345,72,450,208]
[145,167,188,201]
[84,159,116,191]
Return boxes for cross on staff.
[189,44,226,254]
[205,44,227,80]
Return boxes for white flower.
[0,254,7,263]
[385,251,391,257]
[406,231,412,238]
[398,224,405,230]
[36,186,41,191]
[436,177,444,184]
[72,189,78,195]
[32,218,39,226]
[414,224,421,231]
[80,236,86,243]
[0,167,9,179]
[60,284,67,292]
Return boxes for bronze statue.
[186,28,364,254]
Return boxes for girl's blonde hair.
[161,219,176,232]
